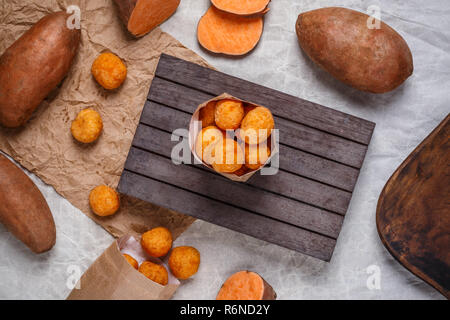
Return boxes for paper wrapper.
[189,93,278,182]
[0,0,214,239]
[67,235,179,300]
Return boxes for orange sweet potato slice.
[114,0,180,37]
[211,0,270,16]
[197,6,264,55]
[216,271,277,300]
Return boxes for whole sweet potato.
[296,7,413,93]
[0,154,56,253]
[0,11,81,128]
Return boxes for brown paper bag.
[0,0,214,239]
[67,235,179,300]
[189,93,279,182]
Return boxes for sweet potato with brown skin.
[0,154,56,253]
[296,7,413,93]
[216,271,276,300]
[0,11,81,128]
[114,0,180,37]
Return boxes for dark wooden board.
[377,114,450,298]
[118,54,375,261]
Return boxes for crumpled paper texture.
[0,0,210,239]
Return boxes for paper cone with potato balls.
[189,93,277,182]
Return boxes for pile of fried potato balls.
[196,99,274,176]
[121,227,201,286]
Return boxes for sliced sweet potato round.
[197,6,263,56]
[216,271,277,300]
[211,0,270,16]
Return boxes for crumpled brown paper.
[0,0,210,239]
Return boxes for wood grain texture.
[120,170,337,261]
[377,114,450,299]
[118,54,375,261]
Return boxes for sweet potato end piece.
[115,0,180,37]
[211,0,270,16]
[216,271,276,300]
[197,6,263,55]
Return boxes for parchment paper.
[0,0,210,239]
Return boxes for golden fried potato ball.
[215,99,244,130]
[245,143,271,170]
[71,108,103,144]
[199,101,216,128]
[168,246,200,280]
[209,138,244,173]
[89,185,120,217]
[239,106,274,144]
[141,227,173,258]
[195,126,224,164]
[91,52,127,90]
[123,254,139,270]
[138,261,168,286]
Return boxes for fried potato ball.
[89,185,120,217]
[245,143,271,170]
[195,126,224,164]
[141,227,173,258]
[239,106,274,144]
[168,246,200,280]
[123,254,139,270]
[199,101,217,128]
[215,99,244,130]
[209,138,244,173]
[138,261,168,286]
[71,108,103,144]
[91,52,127,90]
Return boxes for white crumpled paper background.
[0,0,449,299]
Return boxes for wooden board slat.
[155,54,375,145]
[148,77,368,168]
[119,170,337,261]
[118,54,376,261]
